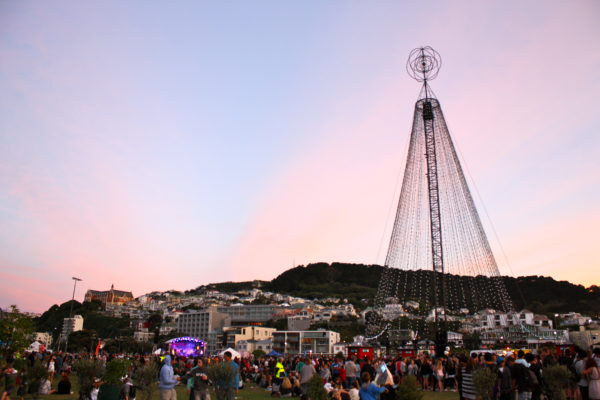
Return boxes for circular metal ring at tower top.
[407,46,441,82]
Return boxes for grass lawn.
[39,380,459,400]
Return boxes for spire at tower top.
[406,46,442,82]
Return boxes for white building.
[177,306,231,353]
[32,332,53,347]
[272,330,340,354]
[237,338,273,355]
[61,315,84,340]
[133,330,155,342]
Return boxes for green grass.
[38,379,459,400]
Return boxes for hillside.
[245,262,600,316]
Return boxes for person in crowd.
[223,351,240,400]
[344,357,358,389]
[187,358,210,400]
[90,379,102,400]
[348,379,359,400]
[119,376,135,400]
[359,371,386,400]
[56,373,72,395]
[584,355,600,400]
[458,353,477,400]
[300,358,316,395]
[511,350,533,400]
[38,374,57,395]
[159,355,180,400]
[498,357,513,400]
[576,351,590,400]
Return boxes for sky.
[0,1,599,313]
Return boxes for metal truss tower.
[368,47,514,351]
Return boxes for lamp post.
[64,277,82,352]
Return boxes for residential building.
[272,330,340,354]
[33,332,53,347]
[569,330,600,350]
[216,326,275,349]
[133,330,155,342]
[288,315,312,331]
[217,304,283,325]
[177,306,231,353]
[237,339,273,355]
[61,315,84,340]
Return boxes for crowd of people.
[2,347,600,400]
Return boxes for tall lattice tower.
[367,47,513,350]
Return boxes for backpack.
[129,385,137,399]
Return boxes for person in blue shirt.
[223,351,240,400]
[359,372,387,400]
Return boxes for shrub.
[473,367,496,400]
[103,358,131,385]
[543,365,571,400]
[132,361,159,400]
[395,375,423,400]
[74,358,105,400]
[27,360,53,400]
[306,374,327,400]
[207,362,237,400]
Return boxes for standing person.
[528,354,542,400]
[584,356,600,400]
[47,356,56,379]
[300,358,316,395]
[359,372,387,400]
[407,359,418,377]
[575,351,590,400]
[319,361,331,382]
[498,357,513,400]
[362,359,376,382]
[344,357,358,389]
[119,376,135,400]
[187,359,210,400]
[223,351,240,400]
[159,355,180,400]
[433,359,445,392]
[458,354,477,400]
[420,357,433,390]
[511,351,533,400]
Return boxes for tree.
[252,349,266,358]
[0,305,34,355]
[147,313,163,344]
[67,330,98,353]
[74,358,105,400]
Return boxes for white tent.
[218,348,241,359]
[28,341,41,352]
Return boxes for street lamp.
[69,277,83,318]
[65,277,82,352]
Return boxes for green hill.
[262,262,600,316]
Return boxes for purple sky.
[1,1,599,312]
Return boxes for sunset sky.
[1,1,599,313]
